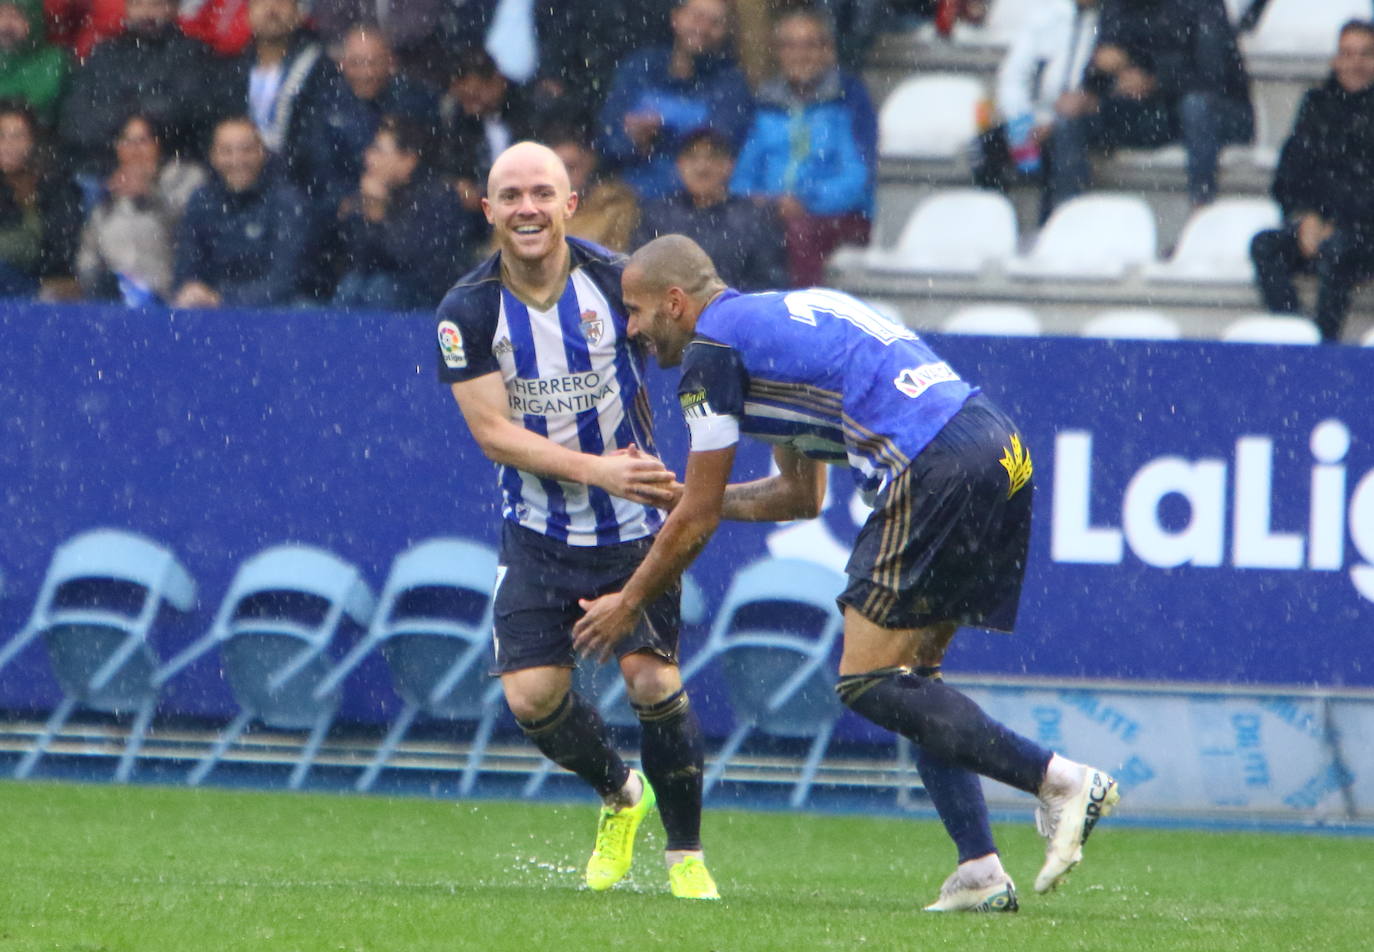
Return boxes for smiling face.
[210,119,266,192]
[671,0,730,57]
[115,116,160,170]
[0,111,33,175]
[482,143,578,264]
[623,263,691,367]
[775,13,834,90]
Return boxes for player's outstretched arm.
[721,445,827,522]
[573,446,736,660]
[450,374,676,507]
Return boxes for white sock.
[664,849,704,869]
[958,853,1006,886]
[1040,753,1085,798]
[603,770,642,810]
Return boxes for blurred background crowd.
[2,0,1370,341]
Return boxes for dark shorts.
[491,520,681,675]
[838,393,1034,633]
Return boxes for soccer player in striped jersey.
[435,144,718,900]
[574,234,1120,912]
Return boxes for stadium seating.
[1245,0,1367,56]
[942,303,1042,336]
[312,537,501,794]
[1222,313,1324,343]
[878,73,987,160]
[1363,325,1374,346]
[158,544,375,789]
[679,557,847,808]
[1004,193,1158,281]
[866,188,1017,275]
[0,528,196,782]
[1142,197,1282,285]
[1081,309,1184,340]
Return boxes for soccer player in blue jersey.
[574,234,1120,912]
[434,145,719,900]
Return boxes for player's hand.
[573,592,639,662]
[593,444,678,506]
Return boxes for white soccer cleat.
[923,869,1018,913]
[1034,763,1120,894]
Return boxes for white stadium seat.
[866,189,1017,275]
[1004,193,1157,281]
[1246,0,1369,56]
[1142,198,1282,284]
[1222,314,1323,344]
[1362,325,1374,346]
[878,73,986,160]
[942,304,1042,336]
[1081,309,1183,340]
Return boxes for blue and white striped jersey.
[435,238,662,546]
[678,287,976,503]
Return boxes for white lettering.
[1309,419,1349,570]
[1232,437,1303,569]
[1051,431,1123,563]
[1347,468,1374,601]
[1122,456,1226,567]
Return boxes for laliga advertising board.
[0,307,1370,730]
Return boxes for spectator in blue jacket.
[297,25,438,219]
[729,5,875,286]
[333,115,475,310]
[596,0,753,200]
[172,116,308,309]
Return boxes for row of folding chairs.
[865,190,1283,285]
[0,529,850,806]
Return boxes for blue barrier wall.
[2,304,1372,737]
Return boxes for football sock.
[634,688,705,851]
[914,745,999,863]
[837,667,1052,794]
[907,665,998,863]
[518,691,628,799]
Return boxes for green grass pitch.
[1,780,1369,952]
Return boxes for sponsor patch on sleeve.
[438,320,467,369]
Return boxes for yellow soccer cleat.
[667,855,720,900]
[585,770,656,891]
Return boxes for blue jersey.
[678,287,975,502]
[435,238,662,546]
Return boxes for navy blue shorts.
[491,521,681,675]
[838,393,1034,633]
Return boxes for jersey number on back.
[783,289,917,345]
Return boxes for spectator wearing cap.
[634,128,786,292]
[728,5,874,286]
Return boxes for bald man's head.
[483,141,578,265]
[623,234,728,367]
[625,234,726,302]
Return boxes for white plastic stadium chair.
[0,528,196,782]
[866,189,1017,275]
[1362,325,1374,347]
[1081,309,1182,340]
[878,74,986,160]
[158,543,375,789]
[679,558,847,808]
[313,537,501,794]
[942,304,1042,336]
[1143,198,1281,285]
[1004,193,1157,281]
[1246,0,1370,56]
[1221,314,1322,344]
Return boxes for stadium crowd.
[2,0,1370,339]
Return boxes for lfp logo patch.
[438,321,466,369]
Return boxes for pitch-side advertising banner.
[1,306,1371,735]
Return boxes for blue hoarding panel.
[1,305,1371,735]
